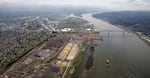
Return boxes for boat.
[105,59,110,68]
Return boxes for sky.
[0,0,150,10]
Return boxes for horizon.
[0,0,150,11]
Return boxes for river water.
[75,13,150,78]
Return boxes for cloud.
[127,0,150,10]
[0,0,150,10]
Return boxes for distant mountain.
[93,11,150,35]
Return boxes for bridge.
[99,30,134,37]
[99,30,125,32]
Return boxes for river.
[74,13,150,78]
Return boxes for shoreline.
[92,15,150,46]
[136,33,150,46]
[76,13,150,78]
[59,32,100,78]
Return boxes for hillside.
[93,11,150,35]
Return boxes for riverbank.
[136,32,150,46]
[56,32,99,78]
[105,21,150,46]
[79,13,150,78]
[92,13,150,46]
[71,40,96,78]
[0,14,101,78]
[60,39,92,78]
[117,25,150,46]
[92,14,150,46]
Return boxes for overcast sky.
[0,0,150,10]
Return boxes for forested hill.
[92,11,150,35]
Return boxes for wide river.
[74,13,150,78]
